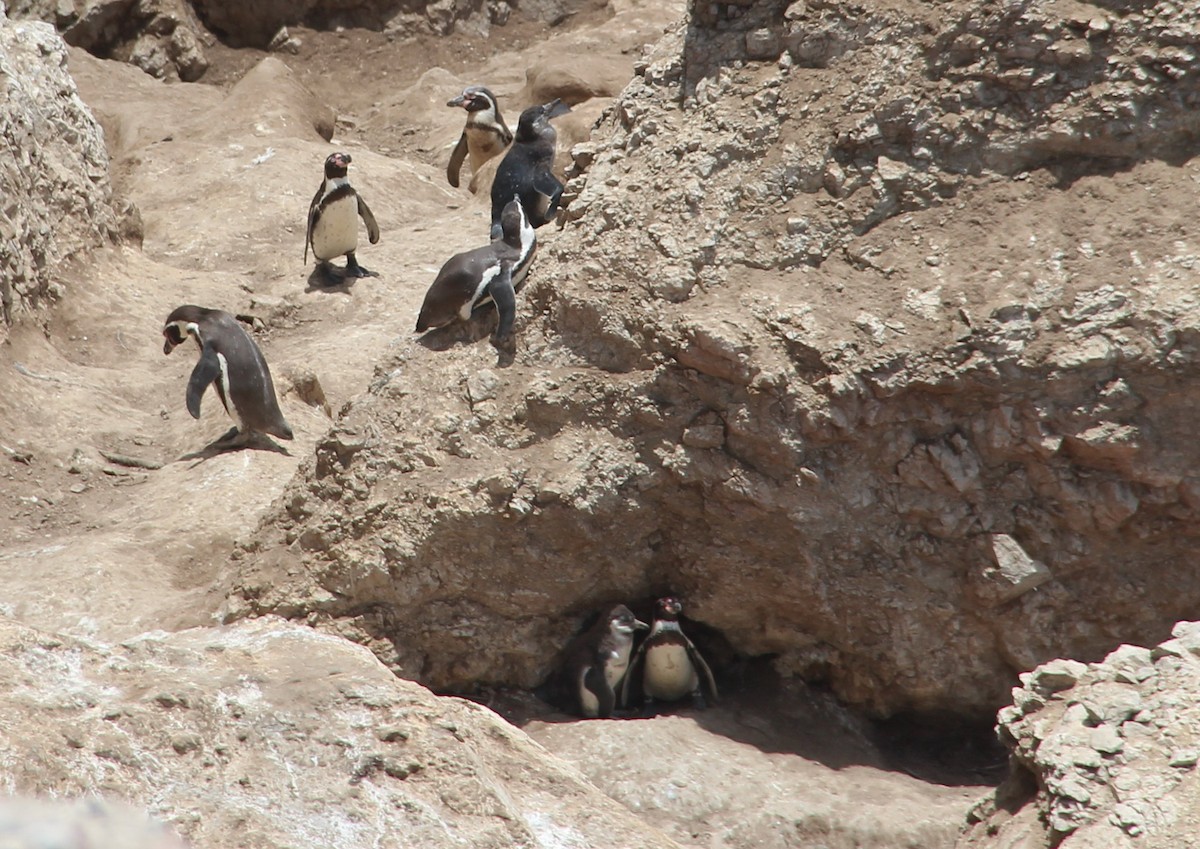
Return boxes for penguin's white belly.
[466,126,507,171]
[311,196,359,260]
[644,646,699,701]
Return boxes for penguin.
[489,99,571,240]
[162,305,293,446]
[305,152,380,281]
[415,195,536,342]
[446,85,513,189]
[567,604,649,719]
[621,596,718,711]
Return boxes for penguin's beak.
[634,618,649,631]
[163,337,175,355]
[544,98,571,119]
[447,94,468,108]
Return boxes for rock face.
[7,0,212,80]
[229,0,1200,720]
[0,617,682,849]
[0,10,115,340]
[962,622,1200,848]
[189,0,590,48]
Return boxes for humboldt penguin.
[305,151,380,281]
[446,85,513,189]
[568,605,649,719]
[162,305,293,446]
[622,596,718,711]
[489,99,571,240]
[415,195,536,342]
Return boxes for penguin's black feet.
[344,253,372,278]
[691,689,709,711]
[214,427,250,448]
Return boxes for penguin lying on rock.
[305,151,380,283]
[567,604,649,719]
[622,596,718,712]
[162,305,293,448]
[489,99,570,240]
[446,85,512,189]
[415,195,536,343]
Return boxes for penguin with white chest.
[446,86,513,189]
[305,152,380,282]
[489,99,571,240]
[162,305,293,447]
[566,605,649,719]
[622,596,718,711]
[415,196,536,343]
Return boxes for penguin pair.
[162,305,293,448]
[305,152,380,283]
[567,597,718,719]
[415,195,536,343]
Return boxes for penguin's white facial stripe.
[325,176,350,193]
[465,264,502,318]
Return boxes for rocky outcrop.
[189,0,587,48]
[229,0,1200,720]
[0,617,682,849]
[7,0,211,80]
[961,622,1200,848]
[0,10,115,339]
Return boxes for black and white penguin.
[305,152,380,281]
[489,99,571,240]
[568,604,649,719]
[162,305,293,446]
[446,85,513,189]
[622,596,718,711]
[415,195,536,342]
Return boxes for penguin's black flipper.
[447,133,468,188]
[357,195,381,245]
[583,663,615,718]
[487,263,516,340]
[304,181,324,264]
[185,344,222,420]
[685,636,720,703]
[619,642,648,709]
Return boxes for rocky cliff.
[229,0,1200,719]
[0,9,114,340]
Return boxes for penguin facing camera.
[621,596,718,712]
[415,195,536,344]
[566,604,649,719]
[489,99,571,240]
[446,85,513,189]
[305,152,380,283]
[162,305,293,448]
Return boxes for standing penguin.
[446,85,513,189]
[489,99,571,240]
[566,605,649,719]
[415,196,536,342]
[162,305,293,447]
[305,151,380,282]
[622,596,718,711]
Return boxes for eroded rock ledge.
[230,0,1200,719]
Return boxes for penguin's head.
[447,85,499,113]
[162,306,206,354]
[514,99,571,142]
[324,152,351,179]
[655,597,684,620]
[608,604,649,636]
[498,195,531,243]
